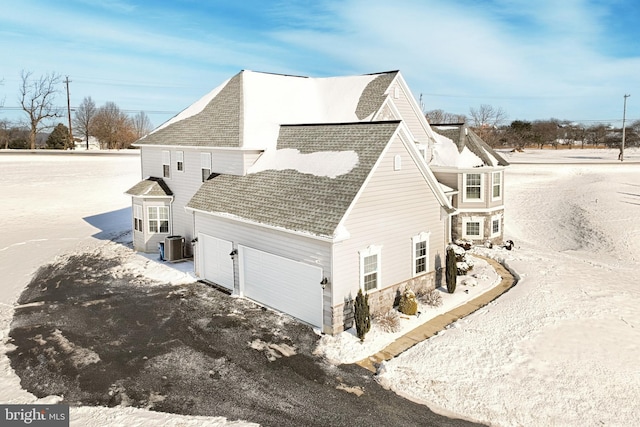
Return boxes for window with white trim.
[462,217,484,239]
[492,171,502,199]
[162,151,170,178]
[148,206,169,234]
[201,152,211,182]
[491,215,501,237]
[359,245,382,292]
[176,151,184,172]
[464,173,482,200]
[133,205,143,232]
[412,232,430,276]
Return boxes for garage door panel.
[240,246,322,328]
[199,234,234,290]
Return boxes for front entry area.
[238,245,323,328]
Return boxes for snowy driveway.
[1,153,480,426]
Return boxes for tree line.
[0,71,153,150]
[425,103,640,150]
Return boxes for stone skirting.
[329,271,436,335]
[452,210,504,245]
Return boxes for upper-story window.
[464,173,482,201]
[201,152,212,182]
[176,151,184,172]
[162,151,170,178]
[492,171,502,200]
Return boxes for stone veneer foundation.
[329,271,437,335]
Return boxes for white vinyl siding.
[148,206,169,233]
[176,151,184,172]
[492,171,502,200]
[412,232,430,276]
[162,150,170,178]
[332,135,446,305]
[201,152,212,182]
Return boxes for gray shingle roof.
[187,121,401,238]
[125,177,173,197]
[136,72,243,147]
[355,72,398,120]
[431,123,509,167]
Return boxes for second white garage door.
[239,245,323,328]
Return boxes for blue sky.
[1,0,639,129]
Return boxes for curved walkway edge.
[356,256,516,372]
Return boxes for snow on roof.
[247,148,359,178]
[241,71,378,150]
[430,131,484,168]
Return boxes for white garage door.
[199,234,234,291]
[239,245,323,328]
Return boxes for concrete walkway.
[356,256,516,372]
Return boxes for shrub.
[446,247,457,293]
[418,288,442,307]
[354,289,370,342]
[398,288,418,315]
[375,309,401,333]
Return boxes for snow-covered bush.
[417,288,442,307]
[374,309,401,333]
[398,288,418,315]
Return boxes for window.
[466,221,481,237]
[359,245,382,292]
[492,171,502,199]
[133,205,143,232]
[201,152,212,182]
[162,151,170,178]
[148,206,169,234]
[491,214,502,237]
[462,216,484,239]
[412,232,430,276]
[394,154,402,171]
[176,151,184,172]
[465,173,482,200]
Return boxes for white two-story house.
[126,70,457,334]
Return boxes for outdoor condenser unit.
[164,235,185,261]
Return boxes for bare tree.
[585,124,608,148]
[131,111,153,139]
[0,119,9,150]
[18,71,62,149]
[73,96,97,150]
[425,109,466,124]
[468,104,508,128]
[92,101,137,149]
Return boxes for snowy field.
[1,148,639,426]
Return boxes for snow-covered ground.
[376,148,640,426]
[1,148,639,426]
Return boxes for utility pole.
[64,76,73,149]
[621,94,630,162]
